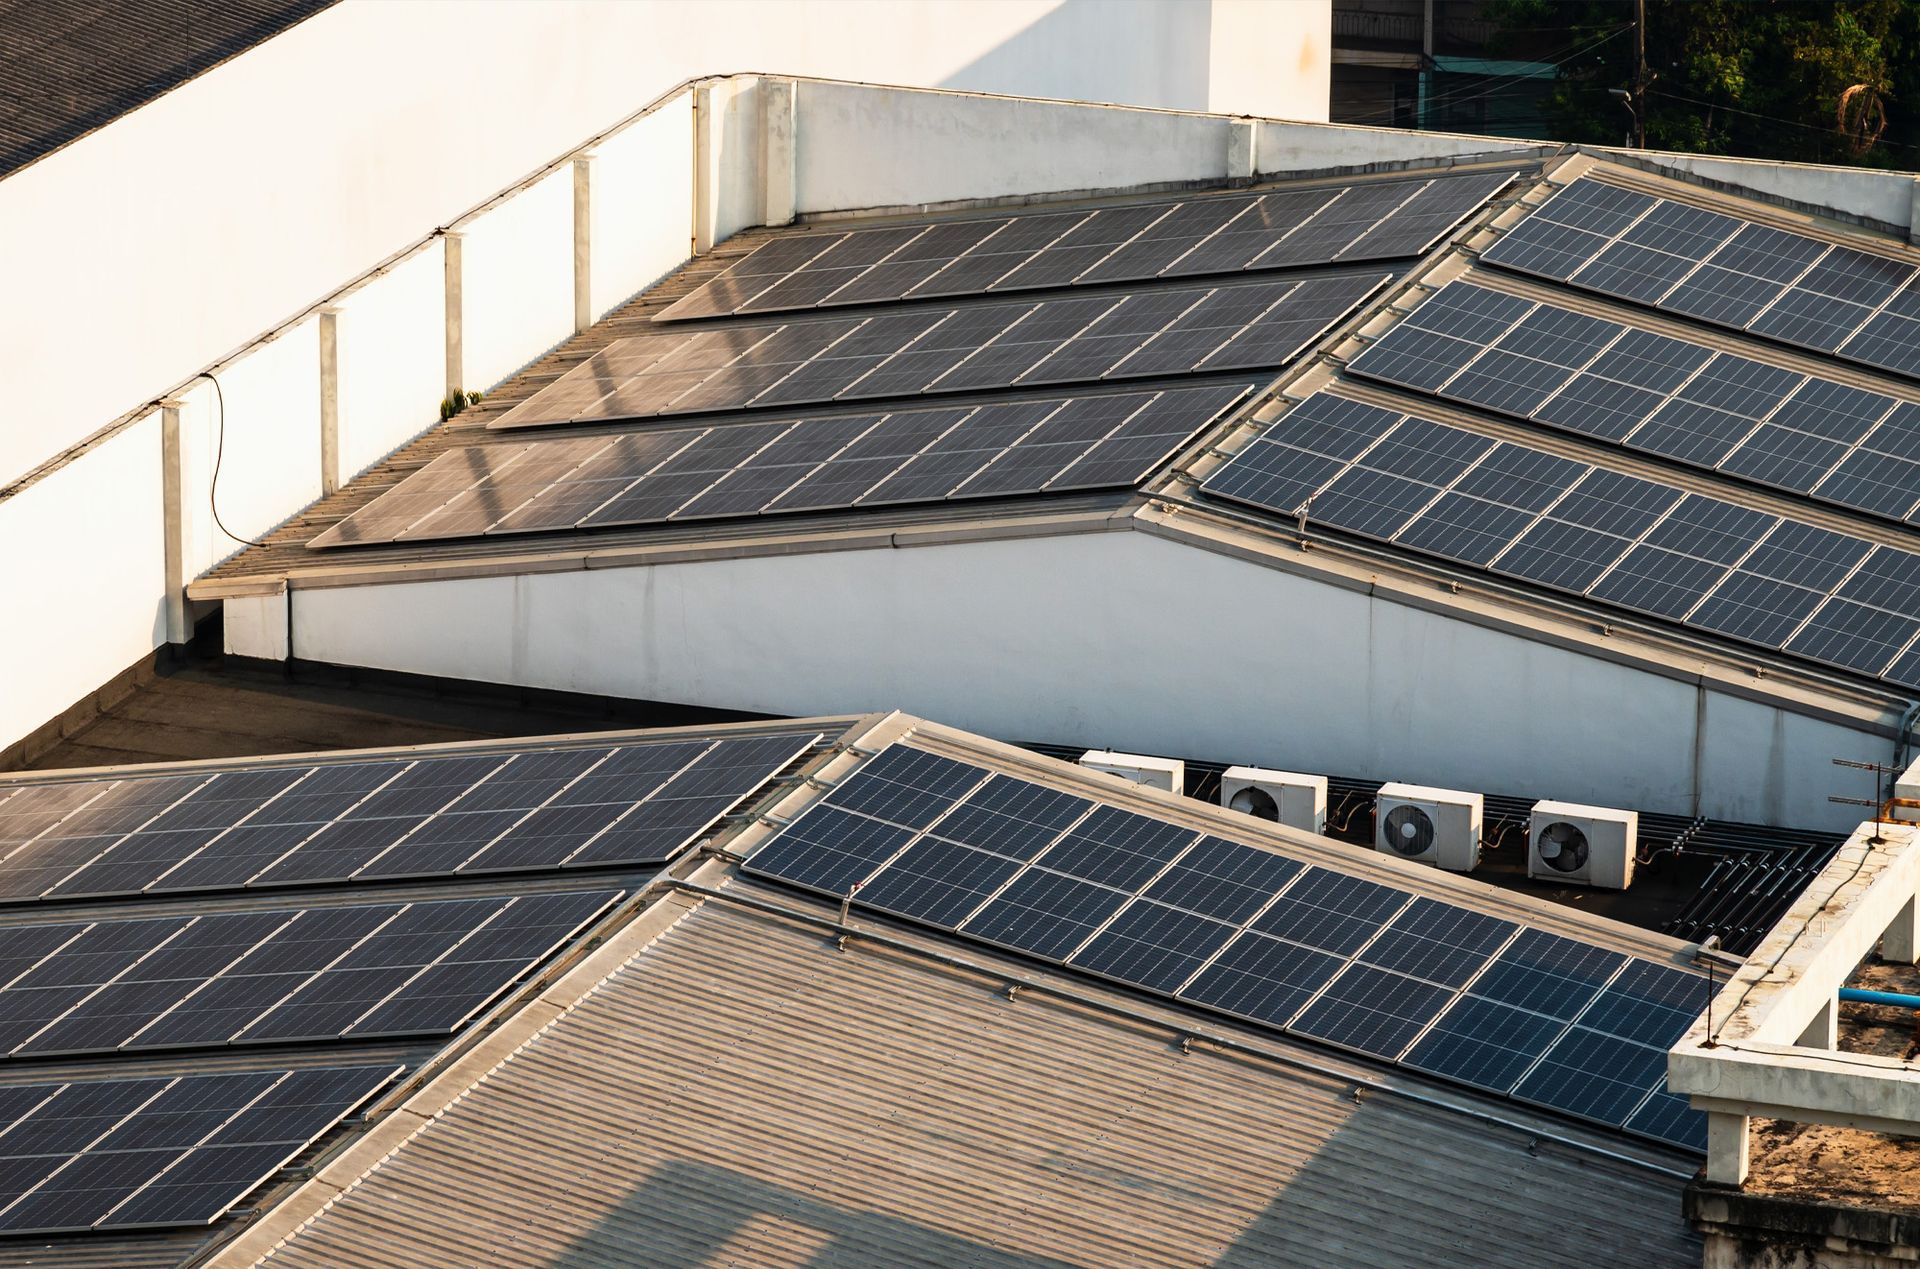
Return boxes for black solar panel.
[0,1065,396,1235]
[1068,899,1239,992]
[1483,176,1920,383]
[656,172,1511,321]
[0,891,615,1058]
[314,384,1253,549]
[1351,279,1920,531]
[744,743,1711,1153]
[495,270,1377,430]
[1289,963,1456,1059]
[1199,390,1920,689]
[0,733,816,898]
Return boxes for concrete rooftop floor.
[5,647,760,774]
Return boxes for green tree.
[1482,0,1919,168]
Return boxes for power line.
[1646,86,1920,156]
[1341,25,1630,128]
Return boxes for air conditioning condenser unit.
[1374,782,1482,872]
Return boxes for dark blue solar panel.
[1626,1089,1710,1153]
[1358,899,1517,988]
[1178,931,1344,1029]
[1401,995,1567,1093]
[1289,962,1454,1059]
[1068,900,1238,993]
[853,837,1023,928]
[1468,929,1627,1020]
[1038,807,1197,892]
[1512,1026,1668,1126]
[743,746,1710,1153]
[816,745,987,829]
[924,775,1091,860]
[959,867,1131,960]
[1250,868,1407,956]
[1578,960,1713,1046]
[1142,836,1304,923]
[742,805,915,897]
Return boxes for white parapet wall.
[265,530,1892,832]
[0,0,1329,490]
[0,0,1335,759]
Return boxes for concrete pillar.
[692,81,715,255]
[572,153,593,333]
[158,400,188,646]
[1796,995,1836,1049]
[762,77,797,228]
[317,307,340,497]
[1227,118,1257,183]
[442,231,464,397]
[1884,894,1918,963]
[1706,1111,1750,1186]
[1909,176,1920,246]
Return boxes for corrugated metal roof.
[238,894,1701,1268]
[0,0,333,178]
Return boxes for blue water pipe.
[1838,986,1920,1009]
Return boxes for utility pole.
[1418,0,1435,131]
[1632,0,1648,148]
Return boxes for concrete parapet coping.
[1670,819,1920,1182]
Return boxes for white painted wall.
[170,321,324,577]
[0,419,166,748]
[590,95,697,323]
[282,532,1889,831]
[459,168,577,396]
[333,240,446,483]
[0,0,1324,489]
[793,81,1238,214]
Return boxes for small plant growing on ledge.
[439,389,485,421]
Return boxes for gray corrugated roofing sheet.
[242,895,1700,1268]
[0,0,334,178]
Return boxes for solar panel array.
[744,744,1708,1153]
[655,171,1515,322]
[1199,392,1920,688]
[1348,280,1920,526]
[0,1064,395,1235]
[0,733,817,899]
[488,275,1388,430]
[0,888,616,1059]
[312,385,1250,549]
[1482,176,1920,381]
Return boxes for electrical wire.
[1338,25,1630,129]
[1645,86,1920,156]
[196,372,269,548]
[1704,837,1878,1045]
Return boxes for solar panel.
[1179,930,1346,1027]
[1401,994,1568,1092]
[0,733,816,899]
[1512,1027,1669,1125]
[314,383,1252,549]
[1483,176,1920,382]
[0,890,615,1059]
[1349,279,1920,529]
[656,173,1512,321]
[1291,963,1458,1059]
[0,1065,396,1235]
[1068,899,1239,992]
[489,276,1381,434]
[853,837,1023,928]
[960,867,1133,960]
[1199,390,1920,689]
[742,742,1711,1153]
